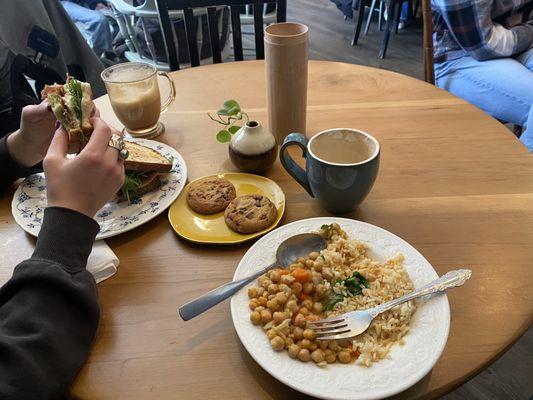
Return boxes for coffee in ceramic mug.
[280,128,380,214]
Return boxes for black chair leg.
[351,0,366,46]
[393,0,401,34]
[379,0,396,58]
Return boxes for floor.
[258,0,531,399]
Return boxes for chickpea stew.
[248,223,417,367]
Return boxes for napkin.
[86,241,119,283]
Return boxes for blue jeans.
[61,1,112,55]
[435,49,533,151]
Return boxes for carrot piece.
[298,292,309,301]
[291,268,311,283]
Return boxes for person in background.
[0,102,124,399]
[432,0,533,151]
[61,0,113,56]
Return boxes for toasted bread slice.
[116,173,162,203]
[124,141,173,173]
[80,82,94,135]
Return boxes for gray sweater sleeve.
[0,207,100,400]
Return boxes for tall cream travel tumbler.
[265,23,309,144]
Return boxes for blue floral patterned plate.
[11,139,187,240]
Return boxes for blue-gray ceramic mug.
[280,128,380,214]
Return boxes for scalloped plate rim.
[11,139,187,240]
[230,217,450,400]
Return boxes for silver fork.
[309,269,472,340]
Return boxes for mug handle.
[158,71,176,114]
[280,133,314,197]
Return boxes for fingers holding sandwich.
[44,118,125,218]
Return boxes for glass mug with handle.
[101,62,176,138]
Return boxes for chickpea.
[301,338,313,349]
[258,297,268,307]
[286,300,299,314]
[313,260,323,272]
[303,329,316,340]
[308,251,320,260]
[286,337,294,346]
[297,348,311,362]
[250,311,261,325]
[305,259,315,268]
[288,344,300,358]
[338,350,351,363]
[322,268,334,281]
[328,341,340,351]
[255,306,265,313]
[249,299,260,310]
[267,283,279,294]
[318,340,328,350]
[260,309,273,324]
[256,287,266,296]
[278,283,291,295]
[260,278,273,289]
[338,339,351,348]
[290,262,304,271]
[295,313,307,328]
[324,349,336,363]
[296,257,306,264]
[273,311,287,325]
[280,274,295,285]
[269,270,281,283]
[312,302,323,314]
[301,299,313,310]
[293,326,304,340]
[270,336,285,351]
[266,299,278,312]
[315,284,327,298]
[291,282,303,294]
[248,287,258,298]
[332,222,340,231]
[299,307,309,317]
[311,349,325,363]
[309,342,318,351]
[275,292,288,305]
[303,282,314,294]
[266,329,277,340]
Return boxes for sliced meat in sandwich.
[117,141,173,203]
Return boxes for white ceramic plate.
[230,217,450,400]
[11,139,187,240]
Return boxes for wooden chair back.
[422,0,434,84]
[155,0,287,71]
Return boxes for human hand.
[44,118,125,218]
[6,101,56,168]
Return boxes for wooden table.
[1,60,532,399]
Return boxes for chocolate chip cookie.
[187,177,237,214]
[224,194,277,234]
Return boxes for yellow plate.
[168,173,285,244]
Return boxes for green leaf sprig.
[208,99,249,143]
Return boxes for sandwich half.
[117,141,173,203]
[41,76,95,148]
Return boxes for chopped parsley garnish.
[321,223,334,238]
[323,293,345,311]
[323,272,370,311]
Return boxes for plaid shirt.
[432,0,533,63]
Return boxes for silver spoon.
[179,233,327,321]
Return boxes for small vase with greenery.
[208,99,277,174]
